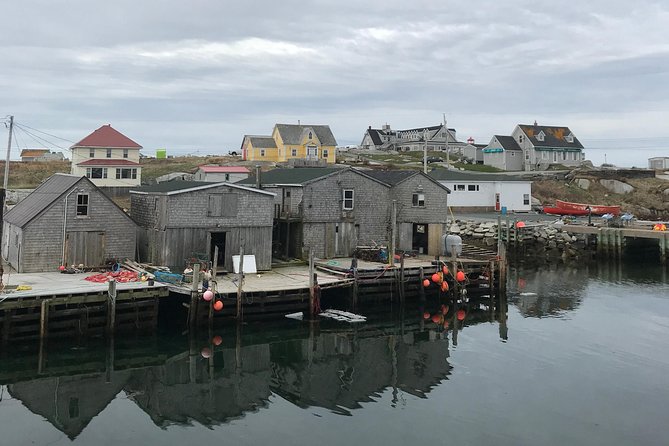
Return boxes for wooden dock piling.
[189,263,200,330]
[107,279,117,334]
[236,246,244,320]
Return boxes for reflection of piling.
[309,249,315,317]
[399,255,405,303]
[419,267,425,301]
[236,246,244,321]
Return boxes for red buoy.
[516,221,526,228]
[442,265,449,275]
[422,279,430,287]
[441,281,449,292]
[423,312,431,320]
[456,271,465,282]
[443,321,450,330]
[212,335,223,346]
[457,309,466,321]
[59,265,66,271]
[431,273,441,283]
[213,300,223,311]
[431,314,442,324]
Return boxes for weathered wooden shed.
[2,174,137,272]
[238,167,449,259]
[130,181,275,271]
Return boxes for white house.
[193,165,250,182]
[429,169,532,212]
[648,157,669,169]
[70,124,142,187]
[360,123,464,153]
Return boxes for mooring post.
[309,249,315,317]
[237,246,244,321]
[389,200,397,266]
[107,279,117,334]
[488,260,495,295]
[189,263,200,330]
[498,242,507,296]
[39,299,49,340]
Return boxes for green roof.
[237,167,344,186]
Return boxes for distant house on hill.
[359,123,465,154]
[241,124,337,165]
[485,123,585,171]
[70,124,142,187]
[2,173,137,272]
[20,149,48,161]
[194,165,250,182]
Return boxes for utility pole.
[443,113,450,170]
[4,115,13,191]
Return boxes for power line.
[14,122,76,144]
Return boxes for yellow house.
[241,124,337,164]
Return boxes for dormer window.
[308,132,312,139]
[565,133,574,143]
[537,131,545,142]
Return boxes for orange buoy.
[213,300,224,311]
[423,279,430,287]
[457,309,466,321]
[212,335,223,346]
[431,273,441,283]
[423,312,431,320]
[431,314,442,324]
[516,221,526,228]
[442,265,449,275]
[456,271,466,282]
[201,347,212,358]
[440,281,449,292]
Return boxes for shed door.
[335,222,355,257]
[66,231,105,267]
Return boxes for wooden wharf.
[0,272,169,344]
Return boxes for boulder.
[575,178,591,190]
[600,179,634,194]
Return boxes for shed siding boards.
[131,183,274,271]
[3,178,136,273]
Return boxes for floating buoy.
[203,290,214,301]
[212,335,223,346]
[442,265,449,275]
[213,300,224,311]
[422,279,430,287]
[441,281,449,292]
[201,347,212,358]
[456,271,466,282]
[516,221,526,228]
[431,314,442,324]
[457,309,466,321]
[441,304,449,315]
[58,265,65,271]
[431,273,441,283]
[423,312,431,320]
[443,321,450,329]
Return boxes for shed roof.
[360,169,418,185]
[4,174,83,227]
[198,166,250,173]
[72,124,142,148]
[275,124,337,146]
[130,180,275,196]
[237,167,343,186]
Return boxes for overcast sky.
[2,0,669,166]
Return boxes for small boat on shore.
[542,206,591,216]
[555,199,621,216]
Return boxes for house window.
[116,168,137,179]
[106,148,112,158]
[123,149,129,158]
[323,149,329,158]
[343,189,354,210]
[76,194,89,216]
[455,184,465,191]
[291,148,297,156]
[260,149,266,157]
[89,148,95,158]
[523,194,530,205]
[562,152,567,160]
[86,167,107,179]
[412,193,425,207]
[519,135,524,144]
[467,185,479,192]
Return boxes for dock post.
[389,200,397,266]
[419,266,425,301]
[236,246,244,321]
[505,216,510,244]
[351,256,359,310]
[488,260,495,296]
[209,246,219,334]
[189,263,200,330]
[39,299,49,340]
[309,249,315,317]
[107,279,117,334]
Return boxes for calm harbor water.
[1,261,668,446]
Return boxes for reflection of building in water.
[8,372,132,440]
[3,326,452,435]
[508,265,586,317]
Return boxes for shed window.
[76,194,89,216]
[208,194,238,217]
[467,185,479,192]
[523,194,530,205]
[412,193,425,207]
[343,189,354,210]
[454,184,465,191]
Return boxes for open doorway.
[210,232,227,269]
[412,223,429,254]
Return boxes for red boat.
[542,206,590,216]
[555,199,621,216]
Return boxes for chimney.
[255,165,262,189]
[368,125,372,130]
[534,120,538,126]
[298,119,301,125]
